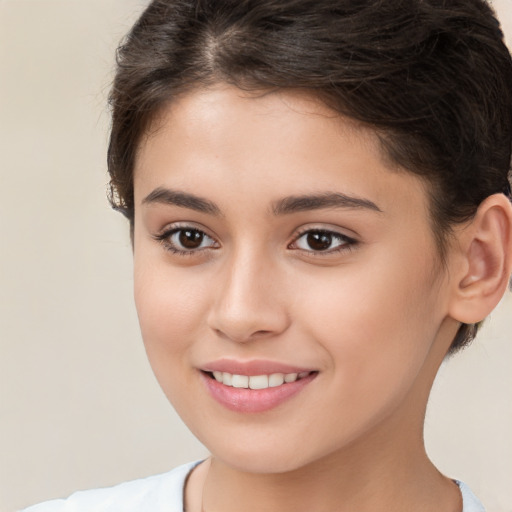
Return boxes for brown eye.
[291,229,355,253]
[178,229,204,249]
[306,232,333,251]
[157,227,218,254]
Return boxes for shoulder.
[455,480,486,512]
[20,460,201,512]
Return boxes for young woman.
[23,0,512,511]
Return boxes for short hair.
[108,0,512,352]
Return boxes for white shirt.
[20,461,486,512]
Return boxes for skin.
[132,85,473,511]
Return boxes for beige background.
[0,1,511,511]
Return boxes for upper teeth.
[212,371,310,389]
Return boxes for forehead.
[134,85,430,221]
[136,85,380,167]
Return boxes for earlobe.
[448,194,512,324]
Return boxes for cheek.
[133,260,210,367]
[296,246,443,396]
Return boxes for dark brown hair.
[108,0,512,352]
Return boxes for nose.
[207,248,290,343]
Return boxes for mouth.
[203,370,315,390]
[200,367,318,413]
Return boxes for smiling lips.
[201,362,317,413]
[211,371,312,389]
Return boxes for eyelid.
[155,219,210,235]
[291,224,358,242]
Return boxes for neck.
[190,412,461,512]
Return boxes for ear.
[448,193,512,324]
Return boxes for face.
[133,85,457,474]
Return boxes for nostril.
[211,327,274,343]
[251,330,273,338]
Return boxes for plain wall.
[0,1,510,511]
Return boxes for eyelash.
[153,226,357,256]
[154,226,218,256]
[289,228,357,256]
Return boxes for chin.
[201,433,332,475]
[213,450,308,475]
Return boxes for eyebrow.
[142,187,222,216]
[142,187,382,217]
[271,192,382,215]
